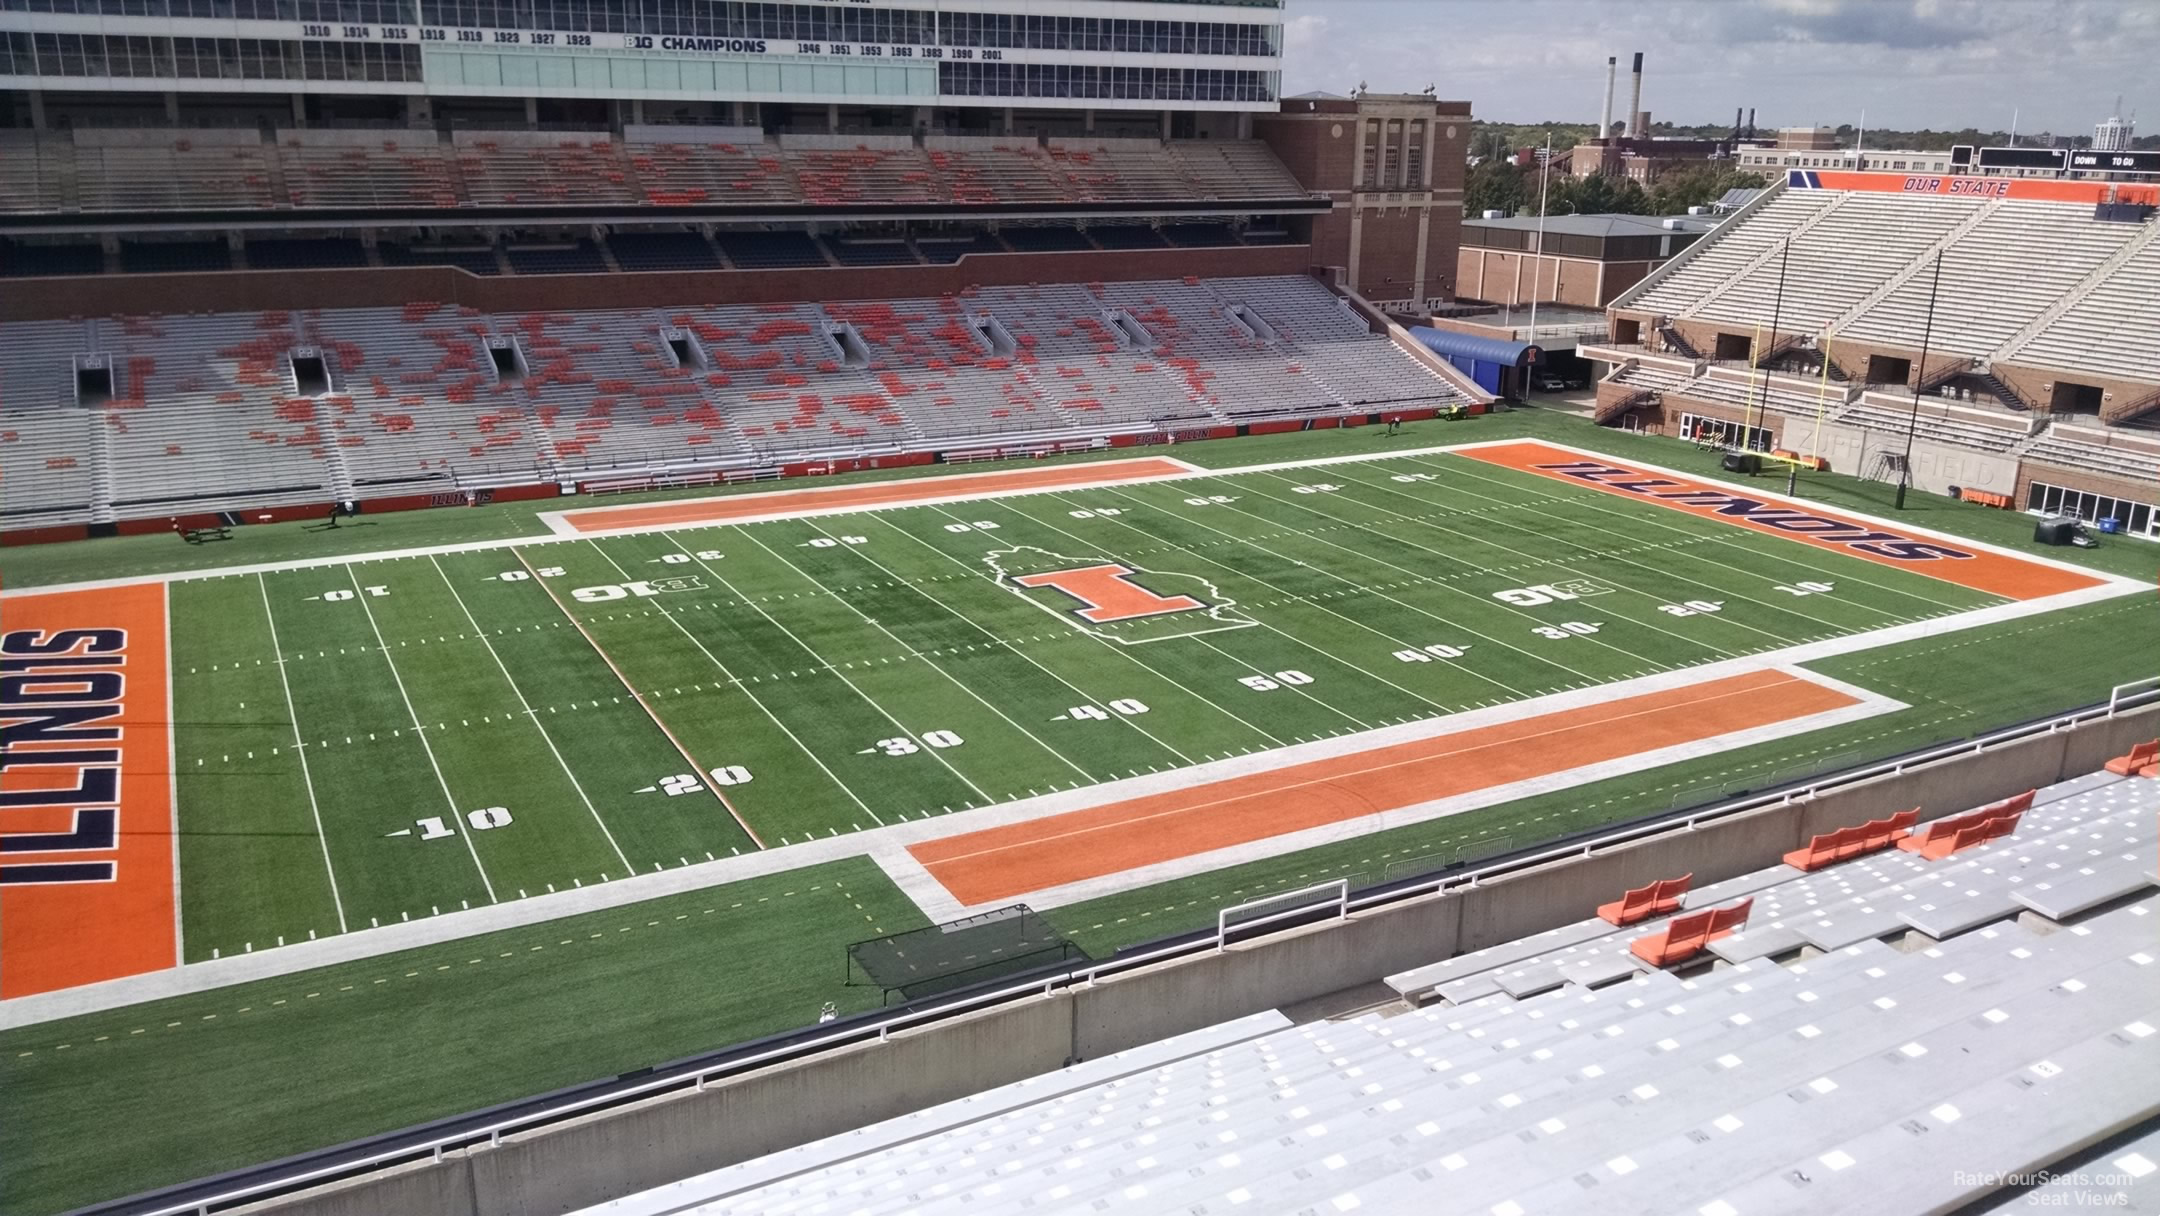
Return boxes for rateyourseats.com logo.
[1951,1165,2151,1206]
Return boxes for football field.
[0,436,2128,1000]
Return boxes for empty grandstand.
[0,274,1477,534]
[1590,171,2160,539]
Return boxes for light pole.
[1895,252,1945,510]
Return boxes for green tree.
[1463,158,1527,218]
[1468,128,1511,164]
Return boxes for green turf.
[0,858,926,1216]
[1044,590,2158,954]
[158,444,2015,954]
[7,412,2155,1216]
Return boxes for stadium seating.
[118,239,232,275]
[713,230,829,269]
[278,129,463,209]
[0,240,103,277]
[1782,808,1917,871]
[244,238,371,271]
[585,771,2158,1216]
[0,276,1473,522]
[71,127,278,213]
[503,241,609,276]
[0,130,1308,221]
[2104,740,2157,776]
[1594,872,1691,925]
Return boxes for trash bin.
[2098,516,2121,534]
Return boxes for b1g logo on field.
[986,547,1254,645]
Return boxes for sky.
[1279,0,2158,138]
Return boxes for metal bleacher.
[576,772,2159,1216]
[0,276,1475,523]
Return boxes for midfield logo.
[986,547,1254,645]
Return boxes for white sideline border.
[536,455,1208,536]
[0,437,2145,1027]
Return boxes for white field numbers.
[657,766,752,795]
[1241,670,1314,691]
[1390,473,1437,483]
[802,535,867,548]
[655,550,725,563]
[1774,580,1836,597]
[316,586,388,601]
[415,806,513,839]
[865,731,964,755]
[495,566,565,581]
[1067,507,1125,519]
[1658,599,1725,617]
[1290,483,1341,494]
[1533,622,1603,640]
[1491,580,1608,607]
[1062,699,1149,720]
[1395,643,1470,662]
[944,521,1001,533]
[571,577,704,602]
[1183,494,1238,506]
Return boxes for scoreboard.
[2068,149,2160,175]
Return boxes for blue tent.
[1408,327,1540,397]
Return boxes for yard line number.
[414,806,514,839]
[1491,580,1609,607]
[862,730,965,755]
[1240,670,1314,691]
[1773,580,1837,597]
[1061,699,1150,720]
[1394,643,1471,663]
[656,766,753,795]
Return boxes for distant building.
[2094,111,2135,152]
[1774,126,1841,151]
[1735,146,1958,174]
[1258,90,1472,312]
[1456,211,1719,309]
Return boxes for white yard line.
[4,657,1925,1027]
[1077,483,1584,698]
[581,539,901,825]
[255,572,349,934]
[513,548,768,848]
[722,525,1099,785]
[1243,467,1766,657]
[899,503,1288,747]
[538,455,1211,536]
[1408,452,1973,615]
[343,565,499,903]
[427,554,636,876]
[788,517,1199,767]
[1327,461,1865,639]
[8,437,2135,600]
[1011,488,1479,714]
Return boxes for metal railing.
[98,677,2160,1216]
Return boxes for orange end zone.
[911,669,1861,907]
[558,457,1192,533]
[1457,442,2103,601]
[1,582,178,998]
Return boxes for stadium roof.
[1463,212,1720,238]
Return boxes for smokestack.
[1600,57,1616,139]
[1747,107,1756,138]
[1627,52,1644,139]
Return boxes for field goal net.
[847,904,1087,1004]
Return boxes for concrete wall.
[234,702,2159,1216]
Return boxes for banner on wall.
[1785,169,2160,207]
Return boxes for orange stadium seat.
[1595,873,1692,926]
[1629,897,1752,968]
[2104,740,2157,776]
[1782,807,1918,871]
[1899,790,2034,854]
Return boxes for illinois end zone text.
[0,582,178,998]
[1,626,130,885]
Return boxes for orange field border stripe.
[559,457,1192,533]
[0,582,178,998]
[1457,441,2102,601]
[911,669,1857,906]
